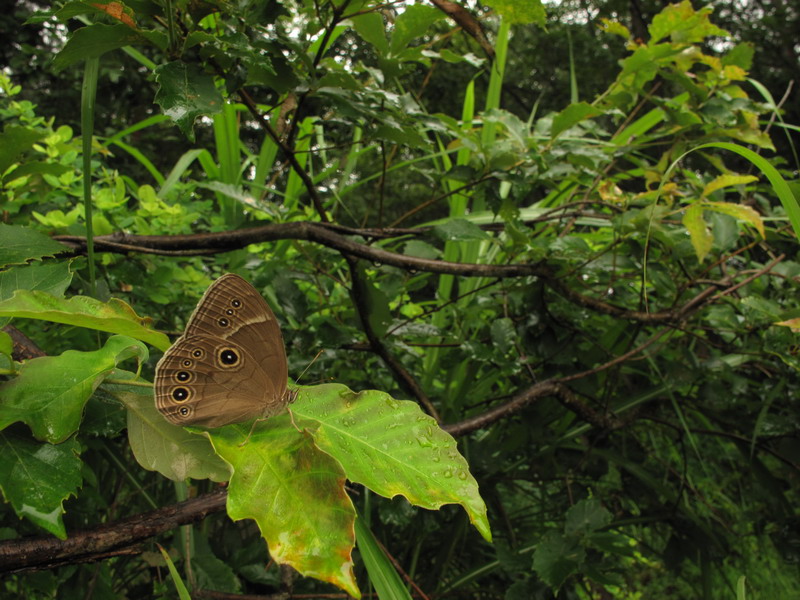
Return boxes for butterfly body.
[154,273,293,427]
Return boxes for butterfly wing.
[154,273,291,427]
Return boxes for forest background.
[0,0,799,598]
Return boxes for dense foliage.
[1,0,799,598]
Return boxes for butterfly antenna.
[295,349,324,385]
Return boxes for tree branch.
[346,256,441,422]
[53,221,547,278]
[0,487,227,574]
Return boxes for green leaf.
[682,203,713,262]
[722,42,754,70]
[158,544,193,600]
[193,533,242,593]
[52,24,143,73]
[648,0,728,44]
[434,218,490,242]
[352,12,388,55]
[0,290,171,351]
[674,142,800,239]
[296,383,492,542]
[0,432,82,539]
[482,0,547,26]
[0,261,74,301]
[351,262,392,338]
[532,531,583,590]
[154,61,224,142]
[203,417,360,598]
[600,18,631,39]
[0,224,70,268]
[119,386,230,482]
[550,102,603,138]
[0,125,45,174]
[0,331,11,357]
[490,317,514,354]
[564,498,613,535]
[0,335,148,443]
[390,5,443,55]
[403,240,441,260]
[355,515,412,600]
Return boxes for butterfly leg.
[238,418,262,447]
[287,407,301,433]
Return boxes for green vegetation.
[1,0,798,598]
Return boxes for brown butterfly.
[154,273,295,427]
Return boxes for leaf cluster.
[1,0,799,598]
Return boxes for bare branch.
[0,488,227,574]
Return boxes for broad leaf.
[0,432,82,539]
[0,126,45,174]
[390,5,443,55]
[0,290,171,350]
[154,62,223,142]
[699,200,765,239]
[52,23,143,72]
[551,102,603,138]
[296,383,492,542]
[682,203,713,262]
[648,0,728,45]
[0,224,70,268]
[564,498,613,535]
[0,261,73,301]
[120,386,230,482]
[701,174,759,198]
[533,531,584,591]
[0,335,148,443]
[482,0,547,25]
[203,417,359,598]
[434,218,491,242]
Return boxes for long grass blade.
[81,57,99,296]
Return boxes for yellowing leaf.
[91,2,136,28]
[701,174,758,198]
[600,19,630,39]
[682,204,713,262]
[699,200,765,239]
[296,384,492,542]
[775,318,800,332]
[204,418,359,598]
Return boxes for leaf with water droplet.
[202,415,359,598]
[292,383,492,542]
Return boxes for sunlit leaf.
[482,0,546,26]
[699,200,764,239]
